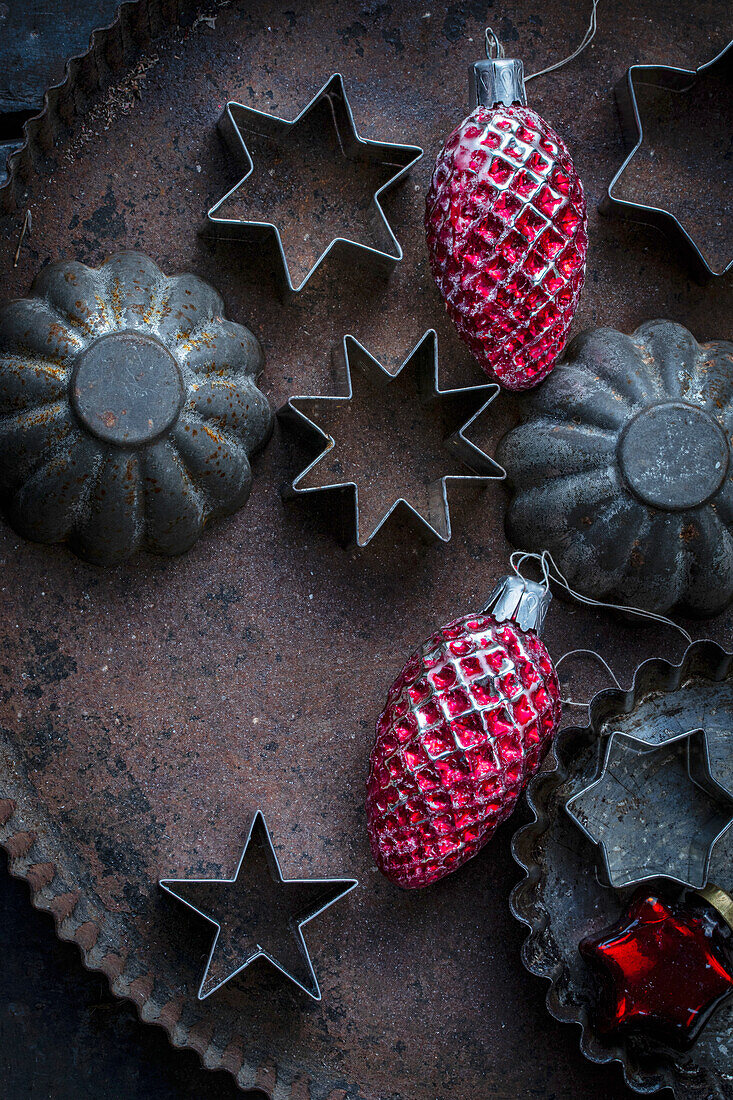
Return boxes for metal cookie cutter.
[206,73,423,294]
[600,40,733,281]
[277,328,504,547]
[159,811,357,1001]
[566,727,733,890]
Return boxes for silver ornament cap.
[469,58,526,109]
[483,574,551,635]
[469,28,527,109]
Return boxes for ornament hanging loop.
[509,548,694,711]
[484,27,505,60]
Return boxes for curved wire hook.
[485,27,504,60]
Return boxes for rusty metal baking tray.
[0,2,731,1099]
[511,641,733,1099]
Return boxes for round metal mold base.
[617,400,729,512]
[511,640,733,1099]
[71,331,185,447]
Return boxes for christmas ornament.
[0,251,273,565]
[497,321,733,617]
[366,573,561,888]
[424,29,588,390]
[580,886,733,1049]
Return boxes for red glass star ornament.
[580,891,733,1049]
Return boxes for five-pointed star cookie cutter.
[159,811,357,1001]
[600,40,733,281]
[206,73,423,295]
[565,727,733,890]
[277,328,504,547]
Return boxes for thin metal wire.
[485,28,505,60]
[508,548,694,709]
[555,649,622,707]
[485,1,600,83]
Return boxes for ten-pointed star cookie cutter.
[206,73,423,294]
[277,328,504,547]
[600,40,733,281]
[159,811,357,1001]
[565,727,733,890]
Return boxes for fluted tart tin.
[511,641,733,1098]
[497,321,733,617]
[0,251,272,564]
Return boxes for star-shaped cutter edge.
[565,727,733,890]
[159,811,358,1002]
[277,328,505,547]
[205,72,423,294]
[601,39,733,281]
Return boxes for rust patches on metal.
[74,921,100,952]
[25,860,56,890]
[48,890,81,922]
[4,830,36,858]
[129,974,155,1005]
[0,798,16,824]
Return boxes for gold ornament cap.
[697,883,733,932]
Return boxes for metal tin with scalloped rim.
[497,321,733,618]
[510,640,733,1099]
[0,251,273,565]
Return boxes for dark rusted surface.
[0,2,730,1099]
[511,642,733,1097]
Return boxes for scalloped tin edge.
[0,3,320,1095]
[0,0,204,216]
[509,639,733,1098]
[0,777,329,1098]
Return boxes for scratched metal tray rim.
[510,638,733,1099]
[0,0,304,1094]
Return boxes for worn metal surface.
[565,727,733,889]
[601,41,733,280]
[0,0,123,185]
[0,1,730,1099]
[512,641,733,1098]
[497,321,733,617]
[206,73,423,295]
[279,329,502,546]
[0,250,273,564]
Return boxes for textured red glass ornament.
[580,891,733,1049]
[366,588,561,889]
[425,104,587,391]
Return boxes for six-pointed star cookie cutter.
[601,40,733,281]
[565,727,733,890]
[159,811,357,1001]
[206,72,423,294]
[278,328,505,547]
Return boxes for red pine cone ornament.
[425,38,587,390]
[366,576,561,888]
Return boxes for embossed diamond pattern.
[366,613,561,888]
[425,105,587,390]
